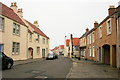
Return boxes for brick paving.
[67,58,119,78]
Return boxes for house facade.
[0,2,49,60]
[64,36,70,57]
[79,28,89,59]
[0,2,28,60]
[83,5,120,68]
[59,45,64,55]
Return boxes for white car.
[46,53,54,60]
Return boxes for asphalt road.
[2,56,73,78]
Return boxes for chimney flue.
[94,21,98,28]
[108,5,115,15]
[86,28,89,32]
[34,21,39,27]
[17,8,23,17]
[10,2,17,13]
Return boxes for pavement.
[66,58,119,78]
[14,58,44,66]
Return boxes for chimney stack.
[94,21,98,28]
[10,2,17,13]
[17,8,23,17]
[86,28,89,32]
[34,21,39,27]
[108,6,115,15]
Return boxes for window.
[75,46,79,51]
[0,17,4,31]
[42,38,45,44]
[29,33,32,42]
[13,23,20,35]
[46,48,48,54]
[85,38,86,45]
[89,46,91,56]
[99,26,102,38]
[12,42,20,54]
[87,35,89,45]
[37,34,39,42]
[46,39,48,44]
[92,32,94,43]
[107,20,111,35]
[92,46,95,57]
[13,23,16,33]
[16,24,20,35]
[90,34,91,44]
[16,43,20,54]
[37,47,40,55]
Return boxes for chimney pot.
[11,3,14,7]
[14,2,17,6]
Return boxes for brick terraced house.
[79,5,120,68]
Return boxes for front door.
[99,47,101,62]
[42,49,45,58]
[0,44,3,52]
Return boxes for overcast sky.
[1,0,120,49]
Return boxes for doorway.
[28,48,33,59]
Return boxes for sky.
[1,0,120,49]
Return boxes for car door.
[2,53,9,68]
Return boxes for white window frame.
[87,35,89,45]
[107,19,111,35]
[12,42,20,54]
[90,34,91,44]
[46,39,48,44]
[89,46,91,56]
[99,26,102,38]
[13,23,16,34]
[92,32,94,43]
[42,38,45,44]
[92,46,95,57]
[16,24,20,35]
[37,47,40,55]
[16,43,20,54]
[29,33,32,42]
[0,17,4,31]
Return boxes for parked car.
[46,53,54,60]
[53,53,58,59]
[0,51,14,69]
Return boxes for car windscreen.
[48,54,53,56]
[0,52,2,58]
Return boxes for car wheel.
[7,62,12,69]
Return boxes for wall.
[0,15,28,60]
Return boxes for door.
[42,49,45,58]
[99,47,101,62]
[0,44,3,52]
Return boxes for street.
[2,56,73,78]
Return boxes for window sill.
[0,30,4,32]
[100,36,102,39]
[12,53,20,55]
[107,33,111,36]
[13,33,20,37]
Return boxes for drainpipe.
[117,12,120,69]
